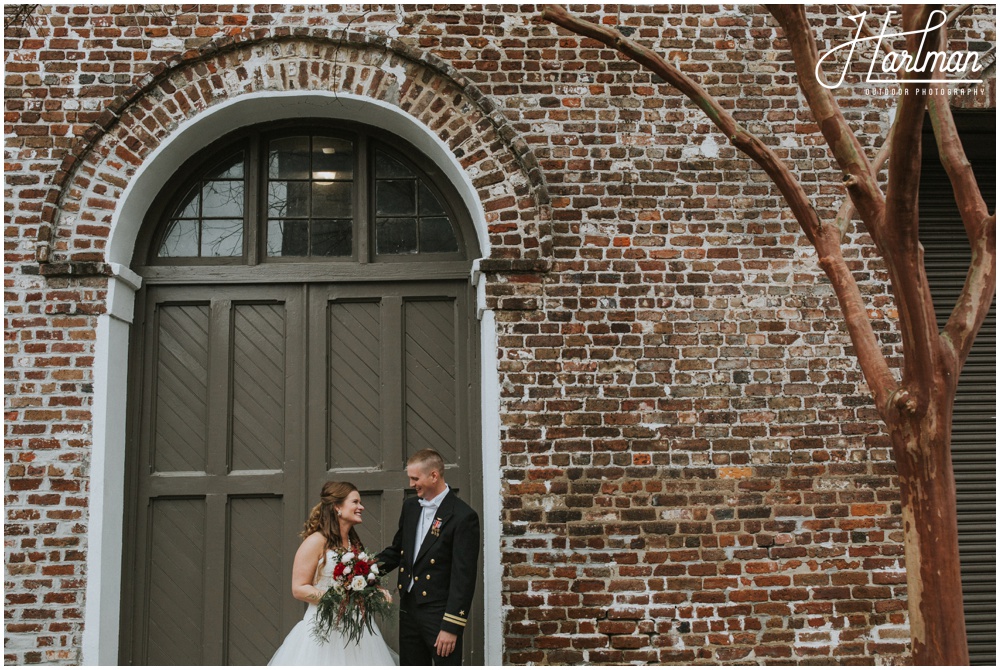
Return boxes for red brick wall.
[5,4,995,665]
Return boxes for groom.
[378,449,480,665]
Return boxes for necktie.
[416,501,436,552]
[410,500,437,592]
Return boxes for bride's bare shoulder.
[298,532,327,555]
[301,531,326,546]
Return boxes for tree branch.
[834,125,894,238]
[943,215,997,367]
[541,4,823,243]
[839,4,895,59]
[832,3,979,240]
[767,5,887,249]
[814,227,899,412]
[878,5,944,415]
[540,4,898,410]
[946,4,974,25]
[924,23,997,366]
[3,4,40,31]
[926,42,991,240]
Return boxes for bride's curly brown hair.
[302,481,364,557]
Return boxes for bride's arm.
[290,532,327,604]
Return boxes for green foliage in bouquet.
[311,550,392,646]
[312,583,392,646]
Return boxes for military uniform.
[378,489,479,665]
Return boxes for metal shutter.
[919,110,996,666]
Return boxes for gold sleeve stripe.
[443,614,467,626]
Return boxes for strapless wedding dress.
[268,550,397,666]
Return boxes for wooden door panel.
[403,298,458,463]
[145,497,206,665]
[352,489,387,551]
[231,303,287,472]
[152,304,211,473]
[226,496,286,665]
[328,300,383,469]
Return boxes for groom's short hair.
[408,449,445,477]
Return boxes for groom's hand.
[434,630,458,657]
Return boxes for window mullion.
[246,136,259,266]
[357,134,370,264]
[197,177,204,258]
[307,135,314,258]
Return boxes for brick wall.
[5,4,995,665]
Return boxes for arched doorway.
[118,120,483,664]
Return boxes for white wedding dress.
[268,550,397,666]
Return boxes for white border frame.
[83,91,503,665]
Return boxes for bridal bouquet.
[312,549,392,646]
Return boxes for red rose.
[353,560,369,577]
[333,562,345,578]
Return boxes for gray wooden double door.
[122,281,480,665]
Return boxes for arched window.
[138,121,473,270]
[158,150,247,259]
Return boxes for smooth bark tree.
[542,4,995,666]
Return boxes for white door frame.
[82,91,503,665]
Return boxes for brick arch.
[70,30,529,666]
[37,29,552,268]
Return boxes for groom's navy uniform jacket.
[378,489,480,636]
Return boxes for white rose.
[358,551,368,561]
[369,563,379,576]
[350,575,367,591]
[341,552,355,564]
[367,573,376,582]
[344,566,352,576]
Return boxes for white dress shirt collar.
[421,484,450,510]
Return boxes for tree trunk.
[889,395,969,666]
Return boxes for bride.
[268,481,397,666]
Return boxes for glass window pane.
[376,217,417,255]
[268,137,310,179]
[313,137,354,180]
[312,219,352,257]
[201,219,243,257]
[418,182,447,217]
[169,184,200,219]
[312,181,352,218]
[268,181,310,218]
[375,151,415,179]
[202,180,244,218]
[419,217,459,253]
[208,152,244,180]
[267,220,309,257]
[155,136,469,264]
[158,219,199,257]
[376,180,416,216]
